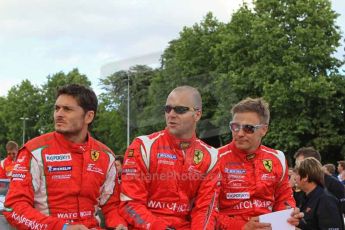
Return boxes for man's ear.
[194,110,202,122]
[85,111,95,125]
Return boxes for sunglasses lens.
[164,105,173,113]
[174,106,189,114]
[243,125,256,134]
[165,105,190,114]
[229,123,240,132]
[230,123,258,134]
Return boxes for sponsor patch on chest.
[224,168,246,174]
[45,153,72,162]
[261,173,276,181]
[47,166,72,173]
[86,163,104,175]
[226,192,250,199]
[12,173,26,181]
[157,153,177,160]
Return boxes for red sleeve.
[191,157,220,229]
[3,148,66,230]
[0,160,6,179]
[102,163,127,228]
[273,160,296,211]
[119,139,170,229]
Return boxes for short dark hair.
[115,155,124,164]
[56,84,98,117]
[294,147,321,162]
[231,97,270,124]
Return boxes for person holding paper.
[217,97,303,229]
[295,157,344,229]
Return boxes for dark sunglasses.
[164,105,198,114]
[229,122,265,134]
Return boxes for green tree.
[93,97,127,154]
[99,65,156,149]
[2,80,43,146]
[211,0,344,161]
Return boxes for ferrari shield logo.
[91,150,100,161]
[194,150,204,164]
[263,159,273,172]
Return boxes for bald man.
[119,86,219,229]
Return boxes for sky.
[0,0,344,96]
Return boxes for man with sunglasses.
[119,86,219,229]
[217,97,302,229]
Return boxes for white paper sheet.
[259,208,295,230]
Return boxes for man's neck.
[63,132,88,144]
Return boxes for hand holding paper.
[259,208,295,230]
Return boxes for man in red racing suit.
[217,97,301,229]
[218,141,295,229]
[119,86,219,229]
[0,141,19,179]
[3,84,126,230]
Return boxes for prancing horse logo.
[194,150,204,164]
[91,150,100,161]
[262,159,273,172]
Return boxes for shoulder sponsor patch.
[45,153,71,162]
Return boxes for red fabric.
[3,132,126,229]
[119,129,220,230]
[217,141,295,229]
[0,156,16,178]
